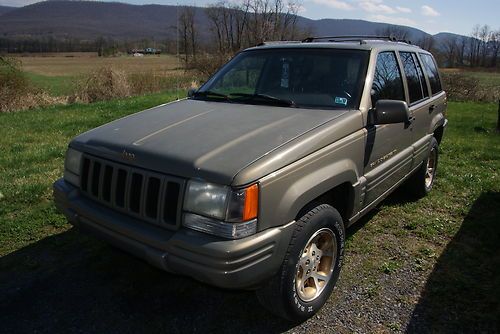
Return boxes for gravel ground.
[0,221,438,334]
[1,191,498,334]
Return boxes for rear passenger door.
[363,51,414,205]
[399,51,433,166]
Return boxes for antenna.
[175,1,180,101]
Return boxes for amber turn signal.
[243,184,259,221]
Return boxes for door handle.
[429,105,436,112]
[408,116,416,123]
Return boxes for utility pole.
[497,100,500,132]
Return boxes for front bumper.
[53,178,295,289]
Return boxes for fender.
[282,159,358,222]
[258,137,363,231]
[430,112,445,134]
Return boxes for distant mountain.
[0,1,186,39]
[298,17,429,42]
[0,0,464,44]
[0,5,15,16]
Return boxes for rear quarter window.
[419,53,442,95]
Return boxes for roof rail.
[257,40,301,46]
[301,35,412,45]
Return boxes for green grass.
[0,97,499,331]
[339,101,500,331]
[465,71,500,89]
[25,72,77,96]
[0,92,179,254]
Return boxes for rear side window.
[414,54,429,98]
[419,53,442,95]
[400,52,428,103]
[371,52,405,105]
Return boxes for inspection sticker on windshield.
[335,97,348,106]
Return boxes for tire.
[406,137,439,198]
[255,204,345,321]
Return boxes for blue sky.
[1,0,499,35]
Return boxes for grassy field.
[0,96,499,332]
[441,68,500,88]
[17,53,180,76]
[14,53,184,97]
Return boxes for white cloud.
[369,14,416,26]
[359,1,396,14]
[310,0,354,10]
[0,0,36,6]
[358,1,411,15]
[396,6,411,13]
[421,5,440,17]
[297,3,307,13]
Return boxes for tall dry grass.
[73,67,199,103]
[72,67,131,103]
[0,57,63,112]
[188,53,233,78]
[441,72,500,102]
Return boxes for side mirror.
[187,88,196,98]
[370,100,411,125]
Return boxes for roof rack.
[301,35,412,45]
[257,40,301,46]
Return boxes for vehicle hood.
[71,99,348,185]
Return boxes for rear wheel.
[256,204,345,321]
[407,137,439,197]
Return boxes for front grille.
[80,154,185,230]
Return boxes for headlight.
[183,181,229,220]
[64,147,82,186]
[183,180,259,239]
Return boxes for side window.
[420,53,442,95]
[371,52,405,106]
[414,54,429,98]
[400,52,426,103]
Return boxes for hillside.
[0,0,462,43]
[0,5,15,16]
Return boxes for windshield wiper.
[229,93,296,107]
[192,90,228,99]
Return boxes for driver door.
[363,51,414,205]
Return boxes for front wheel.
[256,204,345,321]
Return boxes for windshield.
[196,48,369,109]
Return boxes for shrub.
[128,71,198,95]
[189,53,232,78]
[73,67,131,103]
[0,57,62,112]
[441,72,500,102]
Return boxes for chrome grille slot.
[79,154,185,230]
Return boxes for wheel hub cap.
[425,147,437,188]
[295,228,336,302]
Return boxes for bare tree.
[443,36,457,67]
[490,30,500,67]
[416,35,435,52]
[205,0,304,53]
[377,26,410,41]
[178,6,197,65]
[457,36,467,66]
[479,25,491,66]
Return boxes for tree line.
[379,24,500,68]
[177,0,306,65]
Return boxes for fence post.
[497,100,500,132]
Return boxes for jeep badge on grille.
[121,150,135,161]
